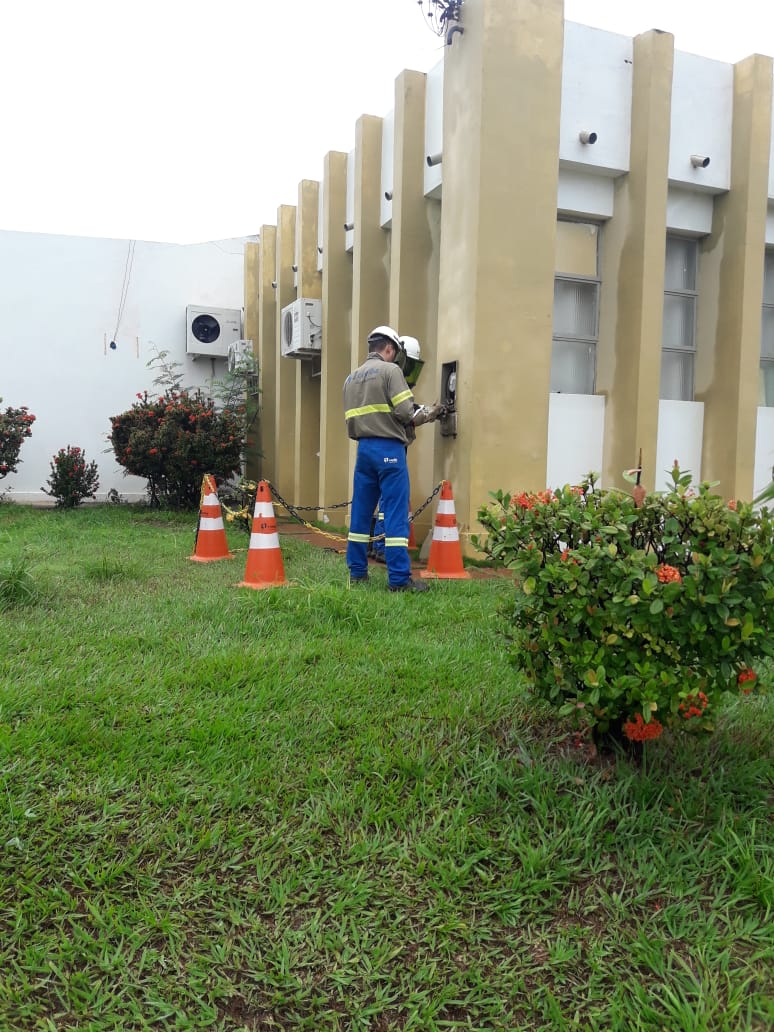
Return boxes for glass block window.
[551,221,600,394]
[760,250,774,406]
[660,236,698,401]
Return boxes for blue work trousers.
[347,437,411,587]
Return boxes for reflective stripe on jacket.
[343,354,416,445]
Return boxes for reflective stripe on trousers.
[347,437,410,586]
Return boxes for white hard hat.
[399,335,421,361]
[367,325,402,351]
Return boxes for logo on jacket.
[383,457,398,464]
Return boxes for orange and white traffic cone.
[238,480,286,589]
[189,474,234,562]
[420,480,471,580]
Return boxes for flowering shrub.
[0,399,36,480]
[473,468,774,746]
[109,389,244,509]
[42,446,100,507]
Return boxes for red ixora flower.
[623,713,664,742]
[655,564,682,584]
[678,691,708,719]
[737,668,758,694]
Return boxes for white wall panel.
[666,186,714,235]
[345,149,355,253]
[559,22,632,176]
[424,59,443,200]
[546,393,606,488]
[656,400,704,489]
[557,169,614,219]
[754,406,774,498]
[669,52,733,193]
[380,109,395,229]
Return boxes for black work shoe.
[388,578,429,593]
[350,575,369,585]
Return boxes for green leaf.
[649,599,664,615]
[523,577,536,596]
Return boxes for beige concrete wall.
[254,225,277,481]
[597,30,675,492]
[389,69,442,545]
[696,54,773,498]
[293,180,322,505]
[436,0,565,541]
[243,241,261,481]
[349,115,391,496]
[318,151,353,521]
[274,205,297,493]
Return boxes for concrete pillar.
[318,151,353,520]
[696,54,773,499]
[243,241,261,481]
[293,180,322,506]
[350,114,390,493]
[254,226,277,481]
[274,205,297,494]
[597,30,675,491]
[389,68,442,545]
[436,0,565,542]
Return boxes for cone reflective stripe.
[420,481,471,580]
[189,474,234,562]
[238,480,286,589]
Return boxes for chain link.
[265,479,446,545]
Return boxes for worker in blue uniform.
[343,326,442,592]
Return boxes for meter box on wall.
[186,306,242,359]
[280,298,323,359]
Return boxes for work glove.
[412,402,446,426]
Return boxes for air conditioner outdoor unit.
[280,298,322,359]
[186,305,242,358]
[227,339,254,374]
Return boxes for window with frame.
[551,220,600,395]
[760,249,774,406]
[660,235,698,401]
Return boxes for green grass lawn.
[0,505,772,1031]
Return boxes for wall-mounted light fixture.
[343,222,354,232]
[384,190,393,201]
[426,152,443,168]
[578,130,598,145]
[690,154,711,168]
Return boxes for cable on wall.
[111,240,136,349]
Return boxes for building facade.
[244,0,774,550]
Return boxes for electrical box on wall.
[186,306,242,359]
[280,298,323,359]
[440,361,458,438]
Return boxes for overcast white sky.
[1,1,773,244]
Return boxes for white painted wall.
[424,59,443,200]
[380,108,395,229]
[546,393,606,488]
[669,51,733,192]
[0,229,249,504]
[754,407,774,498]
[345,149,355,253]
[560,22,633,176]
[656,400,704,490]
